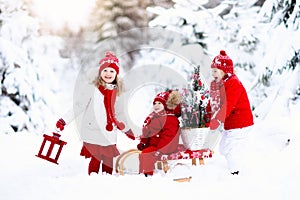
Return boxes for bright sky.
[31,0,96,32]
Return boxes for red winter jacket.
[210,74,254,130]
[141,111,180,154]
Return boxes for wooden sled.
[115,146,213,176]
[115,149,141,175]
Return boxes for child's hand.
[137,142,145,151]
[154,151,162,159]
[209,118,221,130]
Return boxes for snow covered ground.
[1,101,300,200]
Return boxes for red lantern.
[36,132,67,164]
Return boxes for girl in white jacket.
[56,52,135,175]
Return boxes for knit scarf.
[209,74,231,118]
[209,80,224,118]
[99,84,125,131]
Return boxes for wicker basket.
[181,128,209,150]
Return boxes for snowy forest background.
[1,0,300,199]
[1,0,299,135]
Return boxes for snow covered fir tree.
[0,0,70,133]
[1,0,298,136]
[146,0,300,125]
[1,0,300,199]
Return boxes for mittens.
[137,143,145,151]
[154,151,162,159]
[124,129,135,140]
[209,118,221,130]
[56,118,66,131]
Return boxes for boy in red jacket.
[137,90,182,177]
[209,50,254,175]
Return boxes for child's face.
[211,68,225,82]
[153,101,165,113]
[100,67,117,83]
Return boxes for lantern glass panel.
[42,141,51,156]
[50,144,60,159]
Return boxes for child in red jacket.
[209,50,254,175]
[137,90,182,177]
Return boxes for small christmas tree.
[181,65,210,128]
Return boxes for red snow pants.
[139,146,158,175]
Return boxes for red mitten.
[56,118,66,131]
[209,118,220,130]
[124,129,135,140]
[154,151,162,160]
[137,143,145,151]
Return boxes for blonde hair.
[166,90,182,110]
[93,73,123,96]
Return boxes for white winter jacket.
[62,81,128,146]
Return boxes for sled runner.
[173,176,192,182]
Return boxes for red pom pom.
[220,50,226,56]
[106,124,113,131]
[116,121,125,130]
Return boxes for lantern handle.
[55,127,62,133]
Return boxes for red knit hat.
[153,91,169,109]
[99,51,120,74]
[211,50,234,74]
